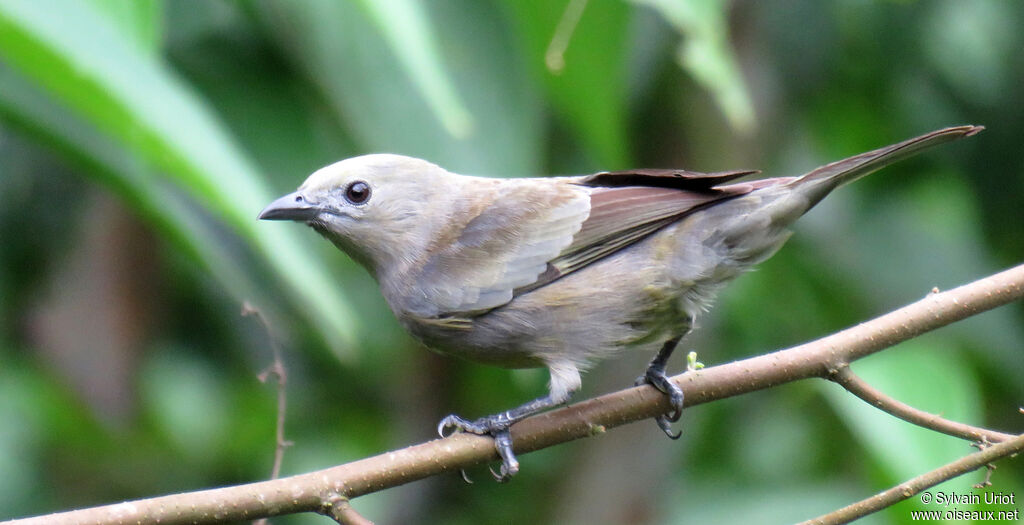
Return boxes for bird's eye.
[344,180,371,205]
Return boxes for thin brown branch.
[798,432,1024,525]
[831,365,1016,444]
[243,302,294,484]
[5,264,1023,525]
[970,439,997,489]
[263,357,291,480]
[244,303,294,525]
[322,495,374,525]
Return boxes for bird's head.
[260,154,455,277]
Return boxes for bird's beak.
[259,191,322,221]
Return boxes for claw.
[655,414,683,440]
[438,416,478,483]
[438,413,488,437]
[637,363,686,439]
[434,392,565,482]
[436,412,521,483]
[437,414,462,437]
[490,429,519,483]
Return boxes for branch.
[243,303,294,481]
[799,432,1024,525]
[323,495,374,525]
[831,365,1016,443]
[244,303,295,525]
[5,264,1023,525]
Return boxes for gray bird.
[260,125,981,481]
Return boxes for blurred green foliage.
[0,1,1021,524]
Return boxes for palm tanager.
[260,125,982,481]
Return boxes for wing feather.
[405,180,591,317]
[406,169,757,318]
[580,168,758,190]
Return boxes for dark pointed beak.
[259,191,322,221]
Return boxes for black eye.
[344,180,371,204]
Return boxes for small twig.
[544,0,588,73]
[972,462,996,489]
[260,359,292,481]
[242,304,293,484]
[798,432,1024,525]
[830,365,1015,444]
[323,495,374,525]
[970,439,996,488]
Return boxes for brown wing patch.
[513,182,754,296]
[579,168,759,190]
[569,186,733,251]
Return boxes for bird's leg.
[438,363,579,482]
[635,336,685,439]
[438,394,565,482]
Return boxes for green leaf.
[0,362,45,514]
[632,0,756,134]
[355,0,474,139]
[0,66,273,323]
[502,0,632,168]
[253,0,543,176]
[141,348,230,460]
[676,481,866,524]
[88,0,163,52]
[0,0,359,354]
[922,0,1015,106]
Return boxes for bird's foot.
[437,412,520,482]
[635,366,685,439]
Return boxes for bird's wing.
[409,169,758,319]
[406,180,591,317]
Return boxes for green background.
[0,0,1021,523]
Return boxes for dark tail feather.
[792,125,983,208]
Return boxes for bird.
[259,125,982,481]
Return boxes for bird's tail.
[790,125,984,210]
[693,125,983,272]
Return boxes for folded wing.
[410,169,758,318]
